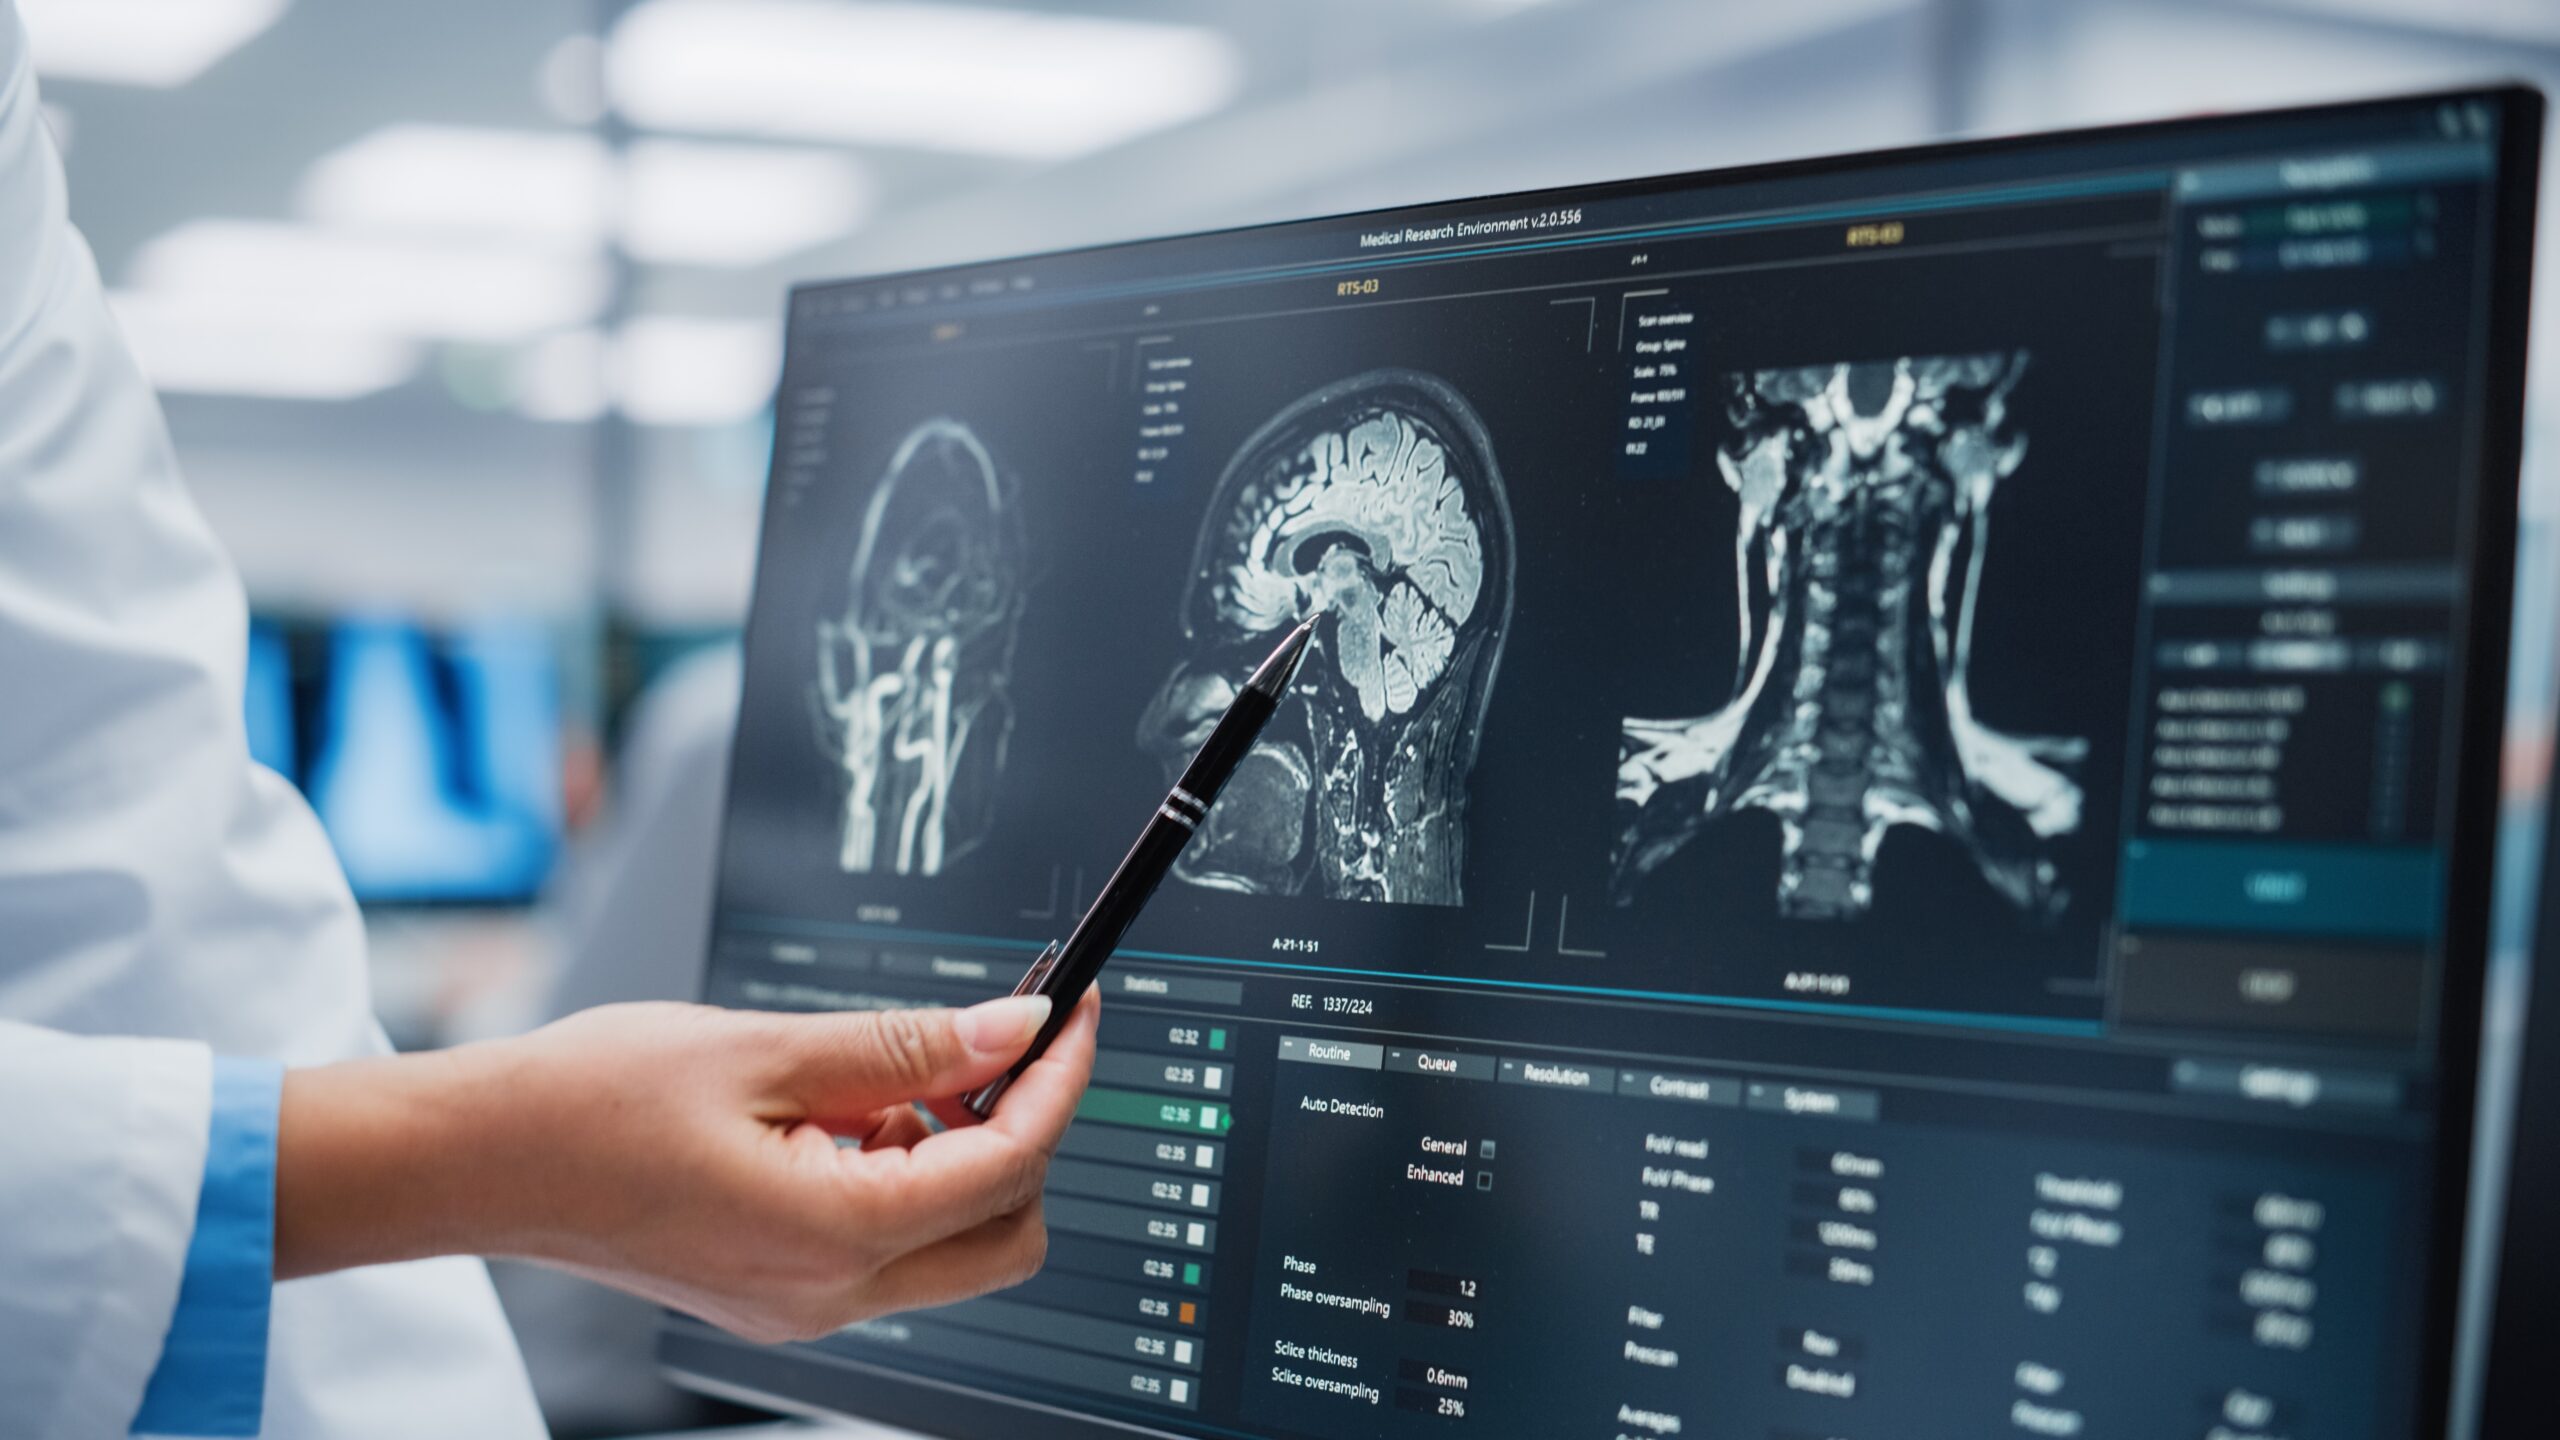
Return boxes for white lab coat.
[0,6,546,1437]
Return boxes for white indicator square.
[1198,1105,1220,1131]
[1186,1222,1207,1247]
[1175,1340,1195,1365]
[1169,1379,1190,1404]
[1204,1066,1224,1089]
[1195,1143,1216,1169]
[1190,1183,1211,1207]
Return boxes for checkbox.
[1191,1183,1211,1207]
[1479,1140,1497,1159]
[1194,1144,1216,1169]
[1186,1222,1207,1247]
[1475,1171,1493,1191]
[1169,1379,1190,1404]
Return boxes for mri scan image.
[812,418,1027,876]
[1139,370,1514,906]
[1615,353,2085,921]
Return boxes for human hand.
[276,990,1100,1343]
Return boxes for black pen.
[961,616,1318,1119]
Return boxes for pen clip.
[1013,940,1065,997]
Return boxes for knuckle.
[1004,1140,1050,1211]
[864,1009,948,1088]
[1006,1213,1050,1287]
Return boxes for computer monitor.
[246,614,563,904]
[668,88,2542,1438]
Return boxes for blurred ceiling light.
[2248,0,2560,43]
[300,126,605,249]
[624,140,870,265]
[538,33,608,125]
[105,291,419,400]
[613,316,779,427]
[18,0,288,88]
[513,328,608,423]
[300,125,869,267]
[605,0,1243,160]
[129,220,609,343]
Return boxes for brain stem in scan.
[1615,354,2086,922]
[813,418,1025,877]
[1141,370,1514,906]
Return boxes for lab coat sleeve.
[131,1056,283,1439]
[0,1022,213,1440]
[0,5,360,1437]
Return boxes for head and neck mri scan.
[813,418,1028,877]
[1138,370,1514,906]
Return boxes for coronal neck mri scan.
[1615,353,2087,923]
[694,87,2535,1440]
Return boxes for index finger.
[839,991,1099,1250]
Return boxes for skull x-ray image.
[812,418,1027,876]
[1140,370,1514,906]
[1615,353,2086,921]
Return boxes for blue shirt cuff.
[132,1055,281,1437]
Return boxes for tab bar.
[1620,1068,1743,1106]
[879,951,1005,984]
[1746,1081,1880,1121]
[1497,1056,1616,1094]
[1385,1045,1496,1082]
[1278,1035,1384,1071]
[1108,970,1246,1006]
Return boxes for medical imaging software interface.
[676,91,2535,1440]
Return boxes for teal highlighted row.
[2119,839,2441,940]
[1078,1087,1234,1135]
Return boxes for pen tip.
[1247,616,1317,697]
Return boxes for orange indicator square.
[1178,1302,1197,1326]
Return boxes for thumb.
[769,996,1052,1121]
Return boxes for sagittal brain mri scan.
[1615,353,2087,921]
[1139,369,1513,906]
[812,418,1027,876]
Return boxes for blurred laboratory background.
[21,0,2558,1434]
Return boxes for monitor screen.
[246,614,562,905]
[671,88,2541,1439]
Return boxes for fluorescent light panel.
[299,126,605,249]
[128,220,609,343]
[613,316,779,427]
[106,290,419,400]
[298,125,869,267]
[18,0,287,88]
[624,139,870,265]
[605,0,1243,159]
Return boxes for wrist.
[273,1040,531,1277]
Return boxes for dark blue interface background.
[672,90,2537,1440]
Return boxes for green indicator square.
[1209,1028,1229,1051]
[1182,1263,1202,1287]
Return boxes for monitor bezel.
[668,82,2546,1440]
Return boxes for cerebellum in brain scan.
[812,418,1027,876]
[1139,370,1514,906]
[1615,353,2086,922]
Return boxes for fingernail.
[959,995,1052,1056]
